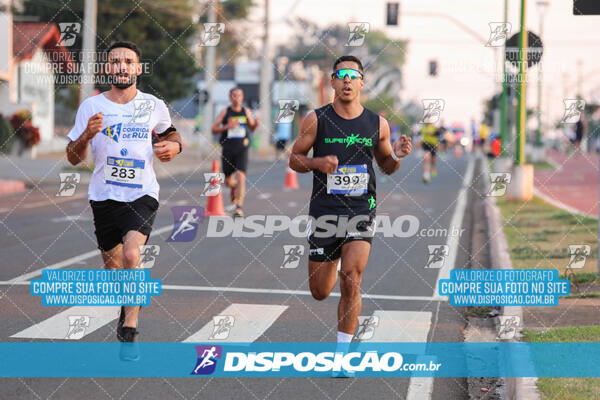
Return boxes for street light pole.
[79,0,97,104]
[258,0,272,152]
[203,1,217,141]
[536,1,549,149]
[500,0,508,156]
[515,0,527,166]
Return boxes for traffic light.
[386,2,400,26]
[573,0,600,15]
[428,60,438,77]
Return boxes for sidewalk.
[534,149,598,217]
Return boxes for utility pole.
[258,0,272,152]
[203,1,217,141]
[79,0,97,104]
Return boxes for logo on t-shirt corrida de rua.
[101,123,122,143]
[324,133,373,147]
[101,123,149,143]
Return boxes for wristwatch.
[177,141,182,154]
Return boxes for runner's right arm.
[211,109,230,134]
[290,111,338,174]
[66,112,103,165]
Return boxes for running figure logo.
[201,23,225,46]
[191,345,222,375]
[57,22,81,47]
[167,206,204,242]
[65,315,90,340]
[426,245,449,269]
[281,245,305,269]
[202,172,225,197]
[346,22,370,46]
[561,99,586,123]
[368,195,376,210]
[138,245,160,268]
[496,315,520,340]
[275,100,299,124]
[131,99,156,124]
[486,22,511,47]
[353,315,379,340]
[567,245,590,270]
[209,316,235,340]
[487,173,511,196]
[421,99,445,123]
[57,173,81,197]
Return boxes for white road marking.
[10,306,120,340]
[183,303,287,342]
[7,224,174,283]
[51,215,92,223]
[358,311,434,400]
[432,156,475,300]
[287,201,298,207]
[257,193,272,200]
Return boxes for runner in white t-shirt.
[66,41,182,343]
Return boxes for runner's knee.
[339,270,362,297]
[123,245,140,267]
[309,281,331,301]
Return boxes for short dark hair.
[107,41,141,60]
[333,55,363,73]
[229,86,243,95]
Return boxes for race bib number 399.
[327,164,369,196]
[104,156,145,188]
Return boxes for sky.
[249,0,600,132]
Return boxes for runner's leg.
[338,240,370,334]
[308,259,339,301]
[101,244,123,269]
[121,230,148,328]
[236,170,246,207]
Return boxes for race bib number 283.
[104,156,145,188]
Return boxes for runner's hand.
[393,135,412,159]
[153,141,179,162]
[317,155,338,174]
[84,113,103,140]
[226,117,239,129]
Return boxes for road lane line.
[183,303,288,342]
[432,156,475,300]
[6,224,174,283]
[10,306,120,340]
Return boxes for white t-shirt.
[67,90,172,202]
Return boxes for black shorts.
[90,195,159,252]
[307,216,374,262]
[275,139,287,151]
[422,142,437,156]
[222,144,249,177]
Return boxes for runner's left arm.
[153,126,182,162]
[245,108,260,132]
[374,116,412,174]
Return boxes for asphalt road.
[0,150,477,400]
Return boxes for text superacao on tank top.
[309,104,379,218]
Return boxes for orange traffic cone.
[205,160,226,216]
[283,161,299,190]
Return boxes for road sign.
[505,31,543,68]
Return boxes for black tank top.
[219,106,250,147]
[309,104,379,218]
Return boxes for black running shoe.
[117,327,139,342]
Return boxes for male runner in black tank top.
[290,56,412,361]
[212,87,259,217]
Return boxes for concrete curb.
[483,158,541,400]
